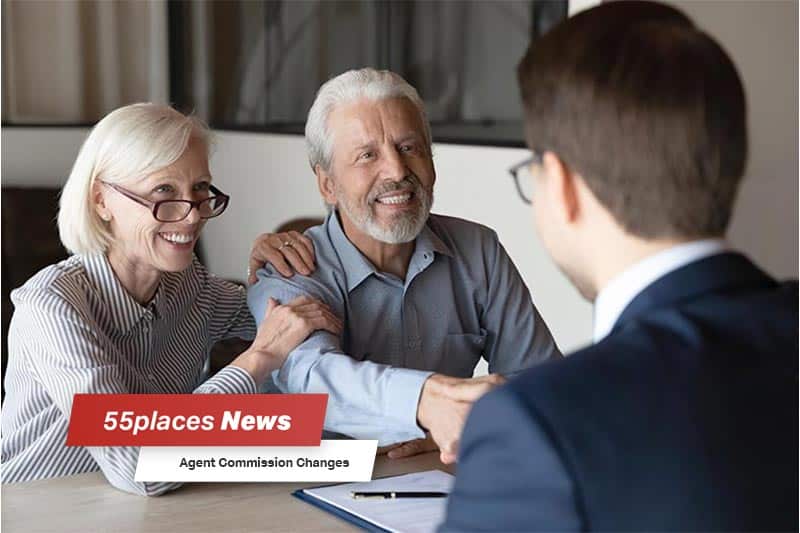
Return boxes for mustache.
[368,174,424,202]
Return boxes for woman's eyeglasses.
[100,181,230,222]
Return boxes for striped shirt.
[2,253,257,495]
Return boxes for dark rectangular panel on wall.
[166,0,568,146]
[1,188,69,399]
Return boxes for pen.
[350,491,448,499]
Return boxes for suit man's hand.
[416,373,506,464]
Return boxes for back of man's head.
[517,0,747,240]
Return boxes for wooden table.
[2,452,454,532]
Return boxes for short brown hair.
[517,1,747,239]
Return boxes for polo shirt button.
[147,373,156,381]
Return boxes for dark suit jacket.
[441,253,798,532]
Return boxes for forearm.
[248,276,432,441]
[276,340,432,443]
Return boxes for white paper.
[300,469,455,533]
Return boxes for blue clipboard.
[292,485,391,532]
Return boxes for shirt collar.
[414,219,454,259]
[326,210,453,292]
[81,253,166,334]
[593,239,728,343]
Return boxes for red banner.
[66,394,327,446]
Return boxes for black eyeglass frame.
[100,180,230,222]
[508,150,543,205]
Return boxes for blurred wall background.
[673,0,798,282]
[1,0,168,122]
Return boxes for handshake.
[381,373,507,464]
[246,227,550,466]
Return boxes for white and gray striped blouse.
[2,253,257,495]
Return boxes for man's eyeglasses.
[508,151,543,205]
[100,181,230,222]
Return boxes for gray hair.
[58,103,212,255]
[304,68,432,172]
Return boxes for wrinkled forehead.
[328,97,428,151]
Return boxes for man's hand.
[416,373,506,464]
[248,231,316,284]
[378,434,439,460]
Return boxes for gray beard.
[336,180,433,244]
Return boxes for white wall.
[671,0,799,280]
[2,0,797,358]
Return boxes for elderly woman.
[1,103,340,496]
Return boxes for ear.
[315,165,337,206]
[541,151,580,224]
[91,180,112,222]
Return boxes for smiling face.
[96,136,212,274]
[317,97,435,244]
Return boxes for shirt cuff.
[384,368,434,440]
[196,366,258,394]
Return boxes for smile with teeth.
[159,232,195,244]
[375,192,413,205]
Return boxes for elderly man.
[248,68,558,462]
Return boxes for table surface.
[2,452,454,532]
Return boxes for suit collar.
[594,240,728,342]
[611,252,775,334]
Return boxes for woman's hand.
[254,296,341,360]
[232,296,342,385]
[248,231,316,284]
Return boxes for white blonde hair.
[58,103,212,255]
[304,68,431,172]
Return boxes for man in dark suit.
[441,2,798,531]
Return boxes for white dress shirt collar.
[593,239,728,343]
